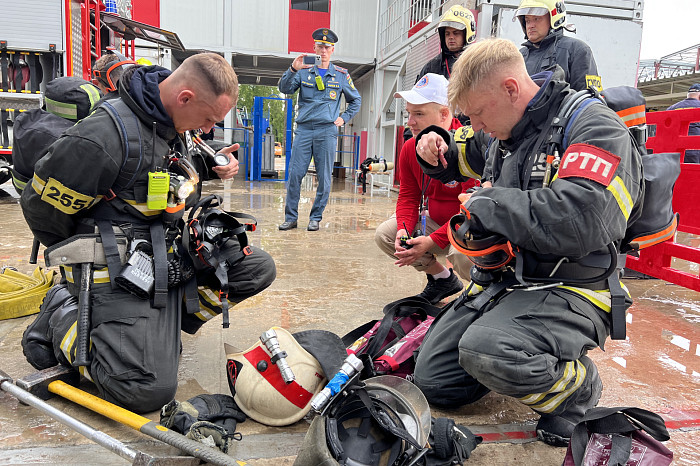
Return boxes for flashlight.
[193,134,230,167]
[170,175,195,201]
[311,353,364,413]
[260,329,295,384]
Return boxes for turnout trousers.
[284,123,338,223]
[414,286,609,417]
[36,244,276,414]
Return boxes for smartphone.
[303,55,321,67]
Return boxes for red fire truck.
[0,0,183,184]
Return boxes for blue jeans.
[284,123,338,222]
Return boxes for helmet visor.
[514,6,549,17]
[366,376,431,446]
[438,20,466,30]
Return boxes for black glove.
[160,393,246,453]
[421,417,482,465]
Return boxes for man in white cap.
[374,73,486,304]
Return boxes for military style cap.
[688,83,700,93]
[312,28,338,46]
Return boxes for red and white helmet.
[226,327,327,426]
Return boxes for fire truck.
[0,0,184,184]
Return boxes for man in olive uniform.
[278,28,362,231]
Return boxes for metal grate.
[117,0,132,18]
[71,0,82,77]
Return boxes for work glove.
[160,393,246,453]
[420,417,482,465]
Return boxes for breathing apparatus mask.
[93,49,137,93]
[181,194,256,328]
[447,207,516,287]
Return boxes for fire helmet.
[44,77,100,122]
[294,376,432,466]
[437,5,477,51]
[226,327,328,426]
[514,0,567,32]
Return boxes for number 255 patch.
[41,178,95,214]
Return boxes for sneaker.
[418,269,464,304]
[536,355,603,447]
[21,284,76,370]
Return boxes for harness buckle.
[103,189,116,201]
[243,245,253,256]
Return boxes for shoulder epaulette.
[454,126,475,143]
[334,66,348,74]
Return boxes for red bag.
[343,296,441,380]
[563,407,673,466]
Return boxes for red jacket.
[396,119,478,248]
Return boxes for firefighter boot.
[21,284,77,370]
[536,355,603,447]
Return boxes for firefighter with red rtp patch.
[412,39,643,448]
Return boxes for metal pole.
[47,380,244,466]
[1,375,139,463]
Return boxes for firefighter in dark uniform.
[415,5,476,85]
[515,0,600,91]
[20,53,276,413]
[412,39,643,447]
[278,28,362,232]
[403,5,476,141]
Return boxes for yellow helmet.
[136,58,153,66]
[514,0,567,31]
[225,327,327,426]
[438,5,477,46]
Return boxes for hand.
[334,117,344,127]
[458,181,492,204]
[292,55,312,71]
[416,132,448,168]
[394,229,409,250]
[212,143,240,180]
[394,235,435,267]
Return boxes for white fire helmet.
[226,327,327,426]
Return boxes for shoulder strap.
[562,98,601,148]
[101,99,143,194]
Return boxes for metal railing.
[379,0,450,58]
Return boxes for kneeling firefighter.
[20,53,276,414]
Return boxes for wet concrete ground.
[0,173,698,465]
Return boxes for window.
[291,0,329,12]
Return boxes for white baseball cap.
[394,73,449,106]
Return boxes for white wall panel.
[1,0,64,52]
[230,0,288,53]
[161,0,225,49]
[330,0,377,61]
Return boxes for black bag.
[563,406,673,466]
[342,296,441,380]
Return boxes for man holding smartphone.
[278,28,362,231]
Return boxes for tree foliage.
[237,84,297,145]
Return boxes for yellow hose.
[0,267,55,320]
